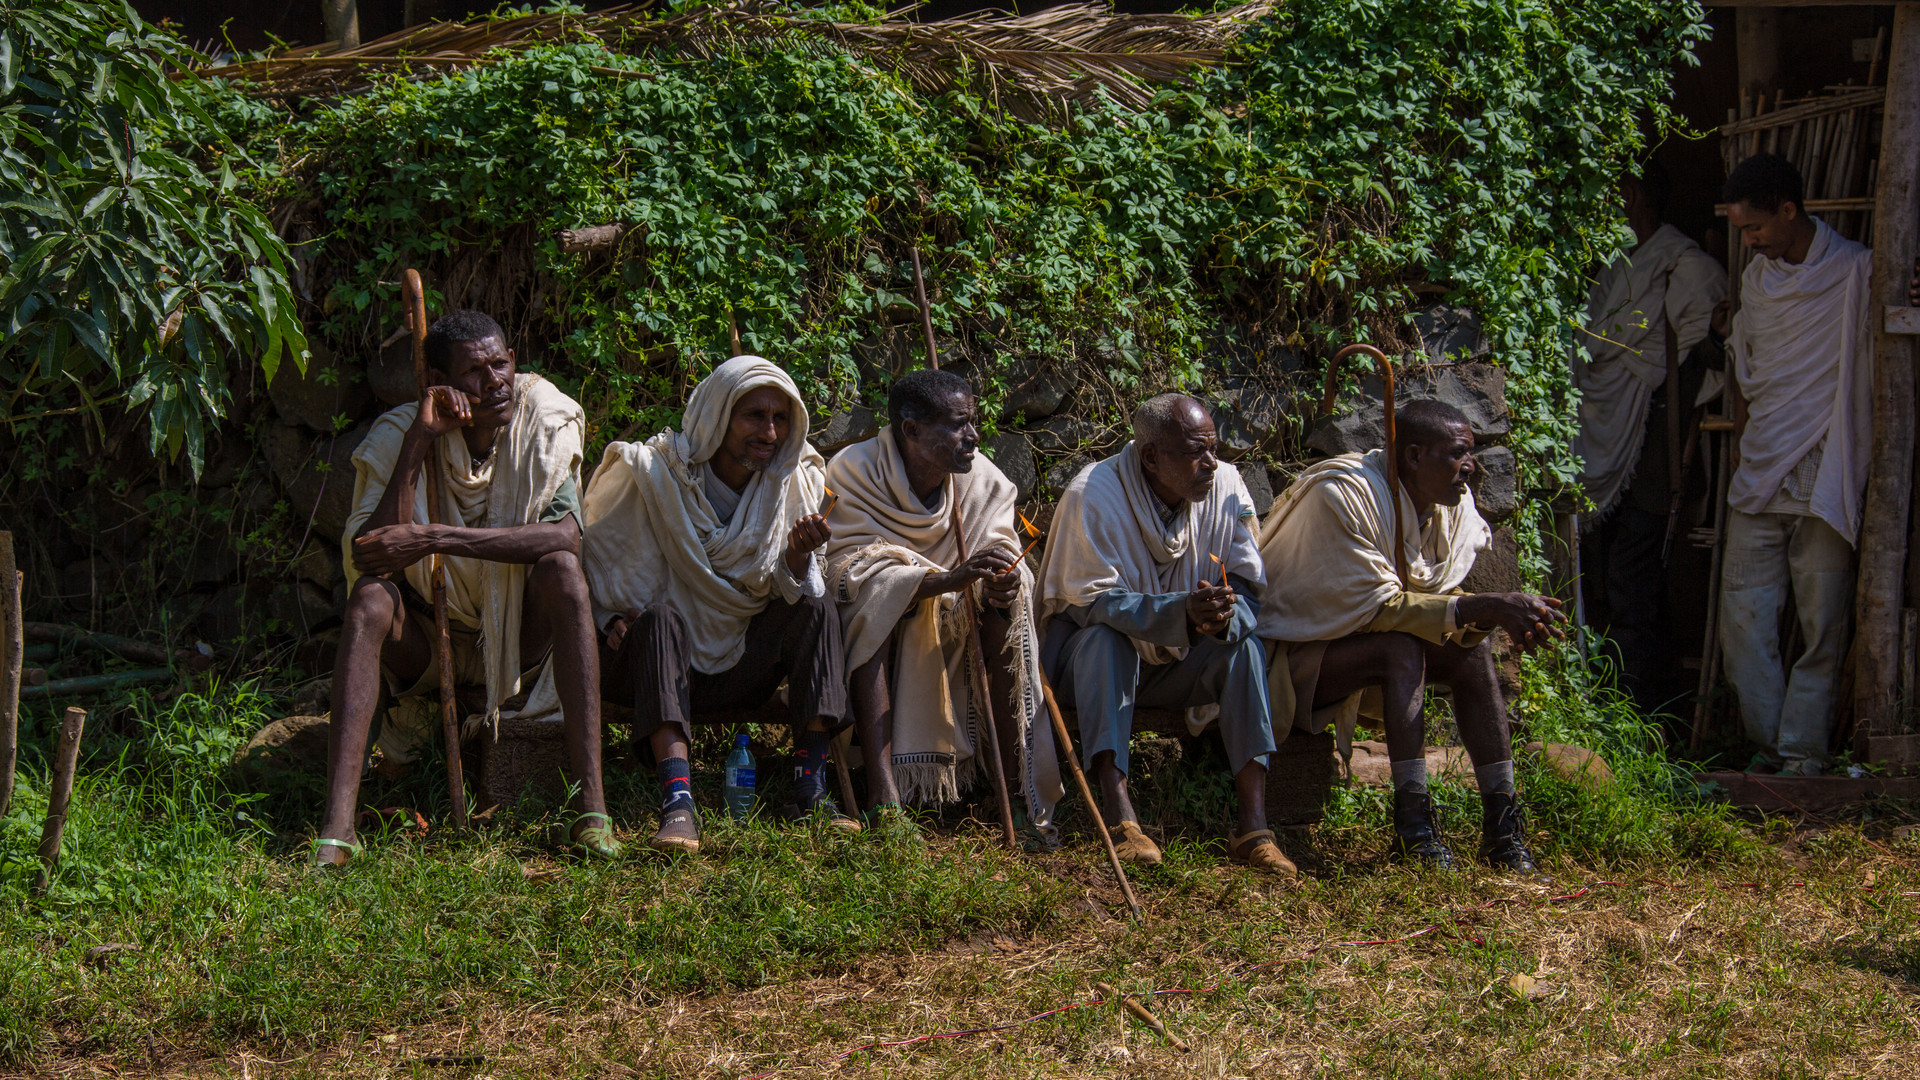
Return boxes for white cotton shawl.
[580,356,825,673]
[822,430,1061,824]
[1574,224,1728,518]
[1728,217,1874,545]
[1254,449,1490,644]
[1037,442,1264,665]
[344,373,585,727]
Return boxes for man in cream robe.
[1717,153,1874,776]
[824,369,1061,834]
[318,310,613,865]
[1257,400,1566,871]
[581,355,845,853]
[1038,394,1290,875]
[1574,163,1728,713]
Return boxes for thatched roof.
[201,1,1275,117]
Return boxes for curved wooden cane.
[1318,343,1408,588]
[404,269,469,830]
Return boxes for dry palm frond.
[200,1,1277,119]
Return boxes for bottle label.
[727,767,755,789]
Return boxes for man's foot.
[1391,789,1454,868]
[800,790,863,834]
[1227,829,1297,877]
[310,836,361,870]
[1477,792,1539,873]
[566,812,624,860]
[1108,820,1163,865]
[1778,758,1827,777]
[649,806,702,855]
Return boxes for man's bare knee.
[343,577,399,636]
[1381,632,1426,689]
[531,549,588,599]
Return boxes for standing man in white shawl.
[1574,161,1728,712]
[582,355,846,853]
[1713,153,1874,777]
[1038,394,1290,876]
[317,310,614,866]
[824,369,1061,836]
[1256,400,1566,871]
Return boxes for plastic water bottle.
[723,732,756,821]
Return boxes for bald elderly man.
[1038,393,1291,875]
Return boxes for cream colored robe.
[580,355,825,673]
[344,373,585,728]
[823,430,1061,824]
[1255,450,1490,748]
[1574,223,1727,518]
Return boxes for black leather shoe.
[1391,788,1455,867]
[1478,791,1539,873]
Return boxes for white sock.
[1390,759,1428,794]
[1475,759,1516,796]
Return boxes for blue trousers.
[1044,620,1276,776]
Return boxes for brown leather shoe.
[1108,820,1163,865]
[1227,829,1298,877]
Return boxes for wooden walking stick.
[910,246,1017,850]
[30,706,86,897]
[1,531,20,819]
[404,269,469,830]
[1039,679,1143,919]
[1319,343,1405,587]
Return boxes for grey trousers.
[1043,620,1276,775]
[1719,508,1854,767]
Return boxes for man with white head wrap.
[582,355,845,854]
[1256,400,1566,872]
[1712,153,1874,777]
[1574,160,1728,713]
[1037,393,1290,875]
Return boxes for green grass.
[1,674,1916,1076]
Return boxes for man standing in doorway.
[1715,152,1873,776]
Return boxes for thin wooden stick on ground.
[1039,679,1143,919]
[1093,980,1189,1051]
[30,706,87,897]
[0,531,20,818]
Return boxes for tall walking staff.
[910,247,1018,851]
[404,269,469,830]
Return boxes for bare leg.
[1090,749,1139,824]
[649,724,691,766]
[852,650,899,807]
[1234,761,1267,836]
[319,576,429,860]
[520,550,606,816]
[1314,632,1428,762]
[977,607,1023,798]
[1424,638,1509,768]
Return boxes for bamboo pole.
[0,532,20,818]
[1853,3,1920,752]
[30,707,86,897]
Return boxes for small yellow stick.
[1094,981,1188,1052]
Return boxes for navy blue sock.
[658,756,694,813]
[793,729,832,804]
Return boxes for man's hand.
[351,523,443,576]
[1710,299,1732,341]
[784,513,831,576]
[919,547,1016,602]
[604,606,643,653]
[415,384,478,438]
[1186,580,1236,638]
[984,563,1022,608]
[1455,592,1568,651]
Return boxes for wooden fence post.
[1853,3,1920,752]
[0,531,20,819]
[30,706,87,897]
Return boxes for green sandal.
[567,813,624,860]
[310,837,363,869]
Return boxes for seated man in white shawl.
[824,369,1061,835]
[1038,393,1291,876]
[1712,153,1873,777]
[1574,159,1727,714]
[1257,400,1565,871]
[582,355,845,854]
[318,310,613,866]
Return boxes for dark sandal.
[649,807,702,855]
[567,812,624,860]
[1227,829,1297,877]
